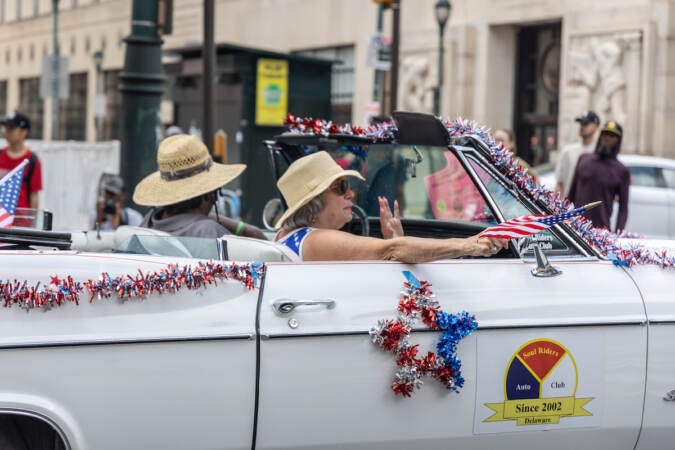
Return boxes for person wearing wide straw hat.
[134,134,262,239]
[274,151,508,262]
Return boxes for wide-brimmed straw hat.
[133,134,246,207]
[275,151,365,228]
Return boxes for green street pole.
[51,0,59,140]
[119,0,166,209]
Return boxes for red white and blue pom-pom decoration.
[370,271,478,397]
[1,261,263,311]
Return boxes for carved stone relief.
[563,31,642,152]
[400,55,434,113]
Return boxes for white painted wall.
[0,139,120,230]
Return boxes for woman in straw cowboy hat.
[133,134,264,239]
[274,151,508,262]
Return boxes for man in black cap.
[555,110,600,197]
[568,121,630,231]
[0,111,42,217]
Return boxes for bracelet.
[235,221,245,236]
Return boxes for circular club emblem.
[484,338,593,426]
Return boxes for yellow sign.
[484,397,593,425]
[482,338,594,426]
[255,59,288,126]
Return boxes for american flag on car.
[0,159,28,228]
[480,202,601,239]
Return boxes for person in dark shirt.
[568,121,630,231]
[133,134,266,239]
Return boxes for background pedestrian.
[555,110,600,198]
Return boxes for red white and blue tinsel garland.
[370,271,477,397]
[0,261,263,311]
[284,113,397,141]
[282,113,675,270]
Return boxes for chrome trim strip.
[0,334,255,350]
[261,321,646,339]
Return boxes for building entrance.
[514,23,561,166]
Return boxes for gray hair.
[282,193,326,230]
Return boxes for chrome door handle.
[272,298,336,314]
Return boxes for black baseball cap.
[574,110,600,126]
[600,120,623,137]
[1,112,31,130]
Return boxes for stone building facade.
[0,0,674,159]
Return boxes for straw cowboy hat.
[133,134,246,207]
[275,151,364,228]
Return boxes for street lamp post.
[119,0,166,209]
[433,0,451,117]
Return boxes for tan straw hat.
[275,151,364,228]
[133,134,246,207]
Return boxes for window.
[0,0,5,23]
[15,0,20,20]
[102,69,121,140]
[295,45,354,124]
[18,77,44,139]
[628,166,666,188]
[663,168,675,189]
[57,72,86,140]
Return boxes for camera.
[103,199,117,215]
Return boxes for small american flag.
[480,202,601,239]
[0,159,28,228]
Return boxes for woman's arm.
[301,229,508,263]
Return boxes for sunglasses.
[329,178,350,196]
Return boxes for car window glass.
[394,147,496,223]
[628,166,665,188]
[308,143,497,224]
[466,155,575,256]
[115,235,220,259]
[663,168,675,188]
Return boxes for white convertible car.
[0,112,672,450]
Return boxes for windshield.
[115,234,222,259]
[319,143,498,224]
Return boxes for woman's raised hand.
[378,196,404,239]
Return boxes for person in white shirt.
[555,110,600,198]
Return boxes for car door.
[255,144,647,449]
[256,257,645,450]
